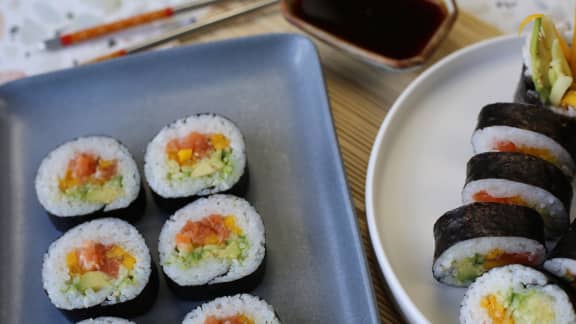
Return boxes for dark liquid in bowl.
[293,0,447,59]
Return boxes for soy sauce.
[293,0,447,59]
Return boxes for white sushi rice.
[460,265,576,324]
[183,294,280,324]
[545,258,576,280]
[433,236,546,286]
[159,195,265,286]
[144,114,246,198]
[472,126,575,177]
[76,317,135,324]
[35,136,140,217]
[462,178,569,235]
[42,218,151,310]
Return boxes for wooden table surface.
[178,4,502,322]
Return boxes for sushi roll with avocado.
[544,223,576,288]
[77,317,135,324]
[182,294,280,324]
[462,152,572,237]
[144,114,247,210]
[35,136,143,230]
[433,203,546,287]
[515,14,576,118]
[42,218,157,320]
[472,103,576,177]
[159,195,265,298]
[460,265,576,323]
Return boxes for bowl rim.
[280,0,459,70]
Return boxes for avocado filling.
[165,132,234,182]
[58,152,124,204]
[62,241,137,296]
[480,289,556,324]
[205,314,254,324]
[166,214,250,268]
[451,249,535,284]
[524,15,576,108]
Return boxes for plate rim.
[365,34,521,324]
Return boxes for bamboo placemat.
[178,6,502,322]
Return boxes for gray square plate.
[0,34,379,324]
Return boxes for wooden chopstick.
[44,0,227,49]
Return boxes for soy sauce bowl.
[281,0,458,70]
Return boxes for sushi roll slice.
[460,265,576,323]
[77,317,135,324]
[462,152,572,237]
[515,15,576,118]
[544,223,576,288]
[433,203,546,287]
[471,102,576,177]
[182,294,280,324]
[159,195,265,299]
[144,114,247,210]
[35,136,143,230]
[42,218,157,320]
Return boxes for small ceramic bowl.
[281,0,458,70]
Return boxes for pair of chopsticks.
[44,0,279,64]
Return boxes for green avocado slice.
[530,17,551,103]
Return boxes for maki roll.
[544,223,576,287]
[472,102,576,177]
[144,114,247,209]
[460,265,576,323]
[35,136,142,230]
[77,317,135,324]
[462,152,572,237]
[182,294,280,324]
[159,195,265,298]
[42,218,157,320]
[433,203,546,287]
[515,14,576,118]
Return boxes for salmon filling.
[165,132,233,181]
[494,141,557,166]
[473,190,526,206]
[205,314,254,324]
[168,214,249,267]
[64,241,136,294]
[452,249,537,284]
[58,152,123,203]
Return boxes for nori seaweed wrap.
[433,203,546,287]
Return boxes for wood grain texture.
[178,5,502,323]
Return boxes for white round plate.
[366,35,525,324]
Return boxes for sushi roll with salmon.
[544,223,576,288]
[76,317,135,324]
[460,265,576,323]
[462,152,572,237]
[159,195,265,299]
[42,218,157,320]
[515,14,576,118]
[182,294,280,324]
[472,103,576,177]
[433,203,546,287]
[35,136,143,230]
[144,114,247,210]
